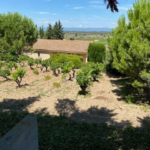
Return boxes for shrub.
[61,61,74,80]
[0,68,11,80]
[27,58,35,69]
[53,82,60,88]
[41,59,49,72]
[45,75,52,81]
[11,68,26,88]
[7,61,18,70]
[18,55,29,67]
[70,37,74,40]
[90,63,104,81]
[50,63,60,76]
[76,67,92,95]
[35,58,42,68]
[88,43,106,63]
[33,70,39,75]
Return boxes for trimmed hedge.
[88,43,106,63]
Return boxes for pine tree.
[108,0,150,93]
[46,24,54,39]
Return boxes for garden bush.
[11,68,26,88]
[7,61,18,70]
[0,68,11,80]
[35,58,42,68]
[76,67,92,95]
[88,43,106,63]
[18,55,29,67]
[27,58,35,69]
[41,59,49,72]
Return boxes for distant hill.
[42,27,112,32]
[63,27,112,32]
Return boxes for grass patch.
[33,69,39,75]
[140,105,150,112]
[0,111,150,150]
[84,93,92,98]
[45,75,52,81]
[40,92,46,97]
[53,82,60,88]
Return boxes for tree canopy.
[0,12,38,61]
[108,0,150,92]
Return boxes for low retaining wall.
[0,115,38,150]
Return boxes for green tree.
[108,0,150,93]
[46,24,54,39]
[11,68,26,88]
[58,20,64,40]
[53,22,59,39]
[0,12,38,60]
[39,25,45,39]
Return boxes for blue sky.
[1,0,135,28]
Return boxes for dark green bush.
[88,43,106,63]
[0,68,11,80]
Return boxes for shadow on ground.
[0,96,150,150]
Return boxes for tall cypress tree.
[46,24,54,39]
[53,22,59,39]
[39,25,44,39]
[58,20,64,40]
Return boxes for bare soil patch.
[0,66,149,128]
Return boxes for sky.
[0,0,136,28]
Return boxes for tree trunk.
[72,69,75,78]
[69,73,72,80]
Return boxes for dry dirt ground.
[0,65,150,128]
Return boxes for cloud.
[73,6,83,9]
[34,12,57,15]
[89,1,103,4]
[38,12,50,14]
[90,5,105,9]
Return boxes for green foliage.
[70,37,74,40]
[53,82,60,88]
[11,68,26,87]
[0,68,11,79]
[45,75,52,81]
[45,21,64,40]
[39,26,45,39]
[33,70,39,75]
[0,61,5,69]
[50,63,60,76]
[0,12,38,60]
[62,61,74,80]
[6,61,18,70]
[35,58,42,67]
[18,55,29,67]
[90,63,104,81]
[88,43,106,63]
[108,0,150,94]
[76,67,92,94]
[27,58,35,69]
[123,94,136,104]
[41,59,50,72]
